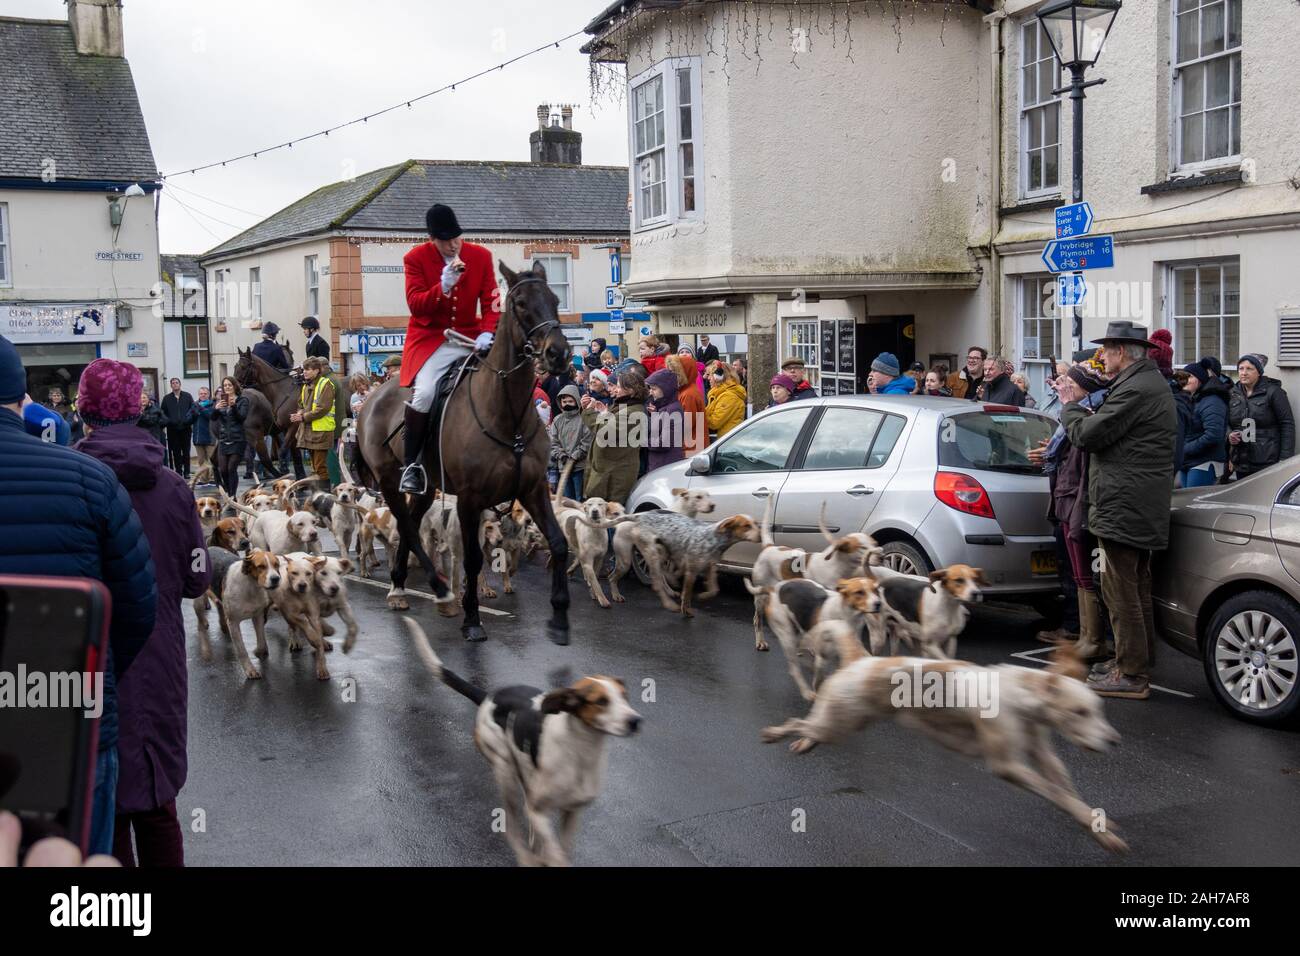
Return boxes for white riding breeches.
[409,340,473,413]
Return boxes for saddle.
[413,339,479,479]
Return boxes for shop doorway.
[857,316,915,390]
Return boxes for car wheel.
[632,545,654,587]
[878,540,931,577]
[1202,590,1300,726]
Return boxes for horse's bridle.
[460,275,565,514]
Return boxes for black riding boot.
[400,404,431,494]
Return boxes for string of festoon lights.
[159,28,587,180]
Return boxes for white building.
[0,2,165,400]
[584,0,1300,407]
[200,107,637,383]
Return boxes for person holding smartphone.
[0,336,158,856]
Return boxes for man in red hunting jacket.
[399,203,501,493]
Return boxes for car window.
[868,414,907,468]
[937,411,1055,474]
[714,407,813,473]
[803,408,884,470]
[1283,481,1300,506]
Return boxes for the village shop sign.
[652,305,745,335]
[0,302,116,344]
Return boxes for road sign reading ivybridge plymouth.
[1055,201,1094,238]
[1042,235,1115,273]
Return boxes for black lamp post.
[1037,0,1121,353]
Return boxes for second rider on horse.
[399,203,500,494]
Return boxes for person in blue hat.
[867,352,916,395]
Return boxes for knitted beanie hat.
[77,358,143,426]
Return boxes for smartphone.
[0,575,110,856]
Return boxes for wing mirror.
[688,453,712,475]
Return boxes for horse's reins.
[444,275,560,517]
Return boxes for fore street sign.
[1057,273,1088,309]
[1042,235,1115,273]
[1055,201,1094,238]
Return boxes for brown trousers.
[1097,538,1156,678]
[308,448,329,481]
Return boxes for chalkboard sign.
[821,377,839,397]
[837,376,856,395]
[820,322,836,373]
[837,320,855,374]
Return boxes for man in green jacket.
[1058,322,1176,700]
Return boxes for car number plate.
[1031,550,1058,575]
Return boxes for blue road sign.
[1055,201,1094,238]
[1042,235,1114,273]
[358,333,370,356]
[1057,273,1087,309]
[608,308,624,323]
[609,250,621,285]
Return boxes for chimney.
[68,0,124,57]
[529,104,582,165]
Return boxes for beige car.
[1153,460,1300,726]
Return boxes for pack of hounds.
[190,464,1127,866]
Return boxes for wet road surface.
[181,528,1300,867]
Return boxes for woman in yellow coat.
[704,361,747,441]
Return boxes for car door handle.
[752,487,773,498]
[846,485,875,496]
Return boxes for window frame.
[783,318,821,390]
[1016,273,1061,407]
[0,202,12,288]
[305,255,320,316]
[1167,256,1240,365]
[182,321,210,376]
[627,57,704,231]
[1019,20,1062,199]
[1171,0,1242,174]
[250,266,262,322]
[531,254,572,312]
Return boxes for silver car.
[626,394,1061,605]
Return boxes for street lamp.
[1036,0,1121,353]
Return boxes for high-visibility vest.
[301,376,336,433]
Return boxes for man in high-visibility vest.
[291,356,336,481]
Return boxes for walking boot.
[1074,588,1104,659]
[399,403,432,495]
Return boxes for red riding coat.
[400,240,501,388]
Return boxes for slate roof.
[159,254,206,318]
[0,17,158,182]
[203,160,630,261]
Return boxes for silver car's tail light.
[934,471,996,519]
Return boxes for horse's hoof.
[462,624,487,643]
[546,623,570,646]
[436,601,459,618]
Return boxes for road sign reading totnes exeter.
[1041,235,1115,273]
[1055,201,1094,238]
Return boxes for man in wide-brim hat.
[1055,321,1176,700]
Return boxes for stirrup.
[400,462,428,495]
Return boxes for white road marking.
[344,574,512,617]
[1011,646,1195,698]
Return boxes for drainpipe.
[985,7,1006,356]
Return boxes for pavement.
[181,492,1300,867]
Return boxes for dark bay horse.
[233,345,303,480]
[355,261,573,644]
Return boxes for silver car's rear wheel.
[878,540,931,577]
[1204,591,1300,725]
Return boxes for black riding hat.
[300,316,320,331]
[426,203,463,241]
[262,321,281,338]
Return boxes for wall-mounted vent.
[1278,312,1300,367]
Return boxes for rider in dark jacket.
[253,322,291,372]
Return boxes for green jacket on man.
[1060,358,1176,551]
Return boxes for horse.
[233,344,304,480]
[355,260,573,645]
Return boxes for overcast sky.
[8,0,629,254]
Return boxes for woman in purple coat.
[75,359,210,867]
[645,368,686,473]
